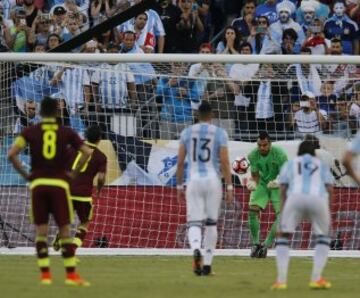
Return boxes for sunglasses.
[257,21,267,25]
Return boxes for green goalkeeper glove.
[267,179,279,189]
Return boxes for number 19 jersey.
[180,123,229,180]
[279,154,334,198]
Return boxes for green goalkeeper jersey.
[247,145,288,185]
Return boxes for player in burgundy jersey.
[53,125,107,253]
[7,97,93,286]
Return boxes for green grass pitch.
[1,256,359,298]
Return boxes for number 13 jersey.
[180,123,229,180]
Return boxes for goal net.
[0,54,359,255]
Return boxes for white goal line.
[1,248,360,258]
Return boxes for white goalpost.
[0,53,360,257]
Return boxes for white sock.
[275,239,290,284]
[311,243,330,282]
[203,225,217,266]
[188,226,202,250]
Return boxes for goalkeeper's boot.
[309,278,331,290]
[192,249,203,276]
[202,265,215,276]
[65,273,91,287]
[40,272,52,286]
[271,282,287,290]
[52,233,60,252]
[250,244,261,258]
[257,245,268,258]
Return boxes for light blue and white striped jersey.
[256,81,274,119]
[91,63,135,109]
[348,132,360,154]
[279,154,334,198]
[180,123,229,180]
[59,67,90,111]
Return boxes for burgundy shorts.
[31,185,72,227]
[72,200,93,223]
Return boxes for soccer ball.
[232,156,249,174]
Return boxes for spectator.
[119,31,157,137]
[252,63,289,134]
[316,80,337,115]
[299,0,317,34]
[23,0,39,28]
[64,0,87,27]
[0,7,10,52]
[296,0,330,24]
[255,0,295,25]
[287,47,322,101]
[229,42,259,139]
[50,65,92,134]
[175,0,204,53]
[323,0,359,55]
[216,25,241,54]
[46,32,61,50]
[33,40,46,51]
[269,1,305,54]
[188,43,217,110]
[195,0,211,43]
[231,0,257,41]
[14,99,41,134]
[348,0,360,23]
[91,61,138,133]
[247,15,273,54]
[61,17,82,51]
[4,7,35,52]
[281,28,298,54]
[50,5,67,36]
[31,13,52,45]
[331,96,352,138]
[154,0,182,53]
[121,0,165,53]
[323,38,357,96]
[119,13,156,52]
[302,18,329,55]
[156,62,200,139]
[289,91,325,137]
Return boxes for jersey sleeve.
[321,163,335,186]
[179,128,188,145]
[279,161,290,185]
[217,128,229,147]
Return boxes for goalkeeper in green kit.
[246,132,288,258]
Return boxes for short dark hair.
[198,101,212,118]
[258,131,271,141]
[239,42,253,53]
[40,96,58,117]
[282,28,298,41]
[303,134,320,149]
[135,12,148,20]
[298,140,316,156]
[85,125,102,144]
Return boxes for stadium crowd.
[1,0,360,140]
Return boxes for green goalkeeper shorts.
[249,184,280,213]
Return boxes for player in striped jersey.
[272,140,334,290]
[91,62,137,109]
[51,66,92,118]
[176,101,233,276]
